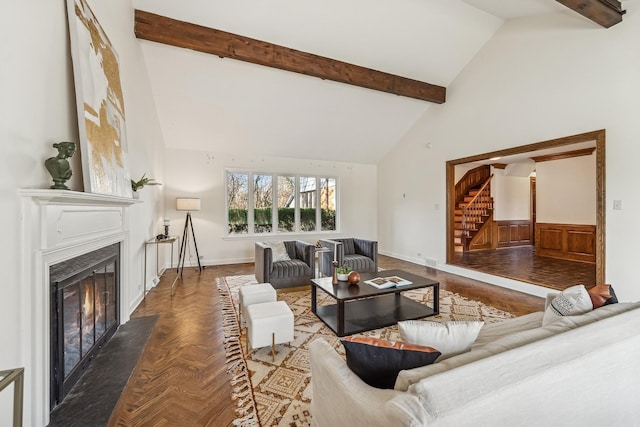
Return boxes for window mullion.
[248,173,255,234]
[294,175,300,233]
[272,173,278,234]
[316,177,321,232]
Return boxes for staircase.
[454,176,494,252]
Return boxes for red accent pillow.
[588,284,613,309]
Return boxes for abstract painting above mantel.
[67,0,132,197]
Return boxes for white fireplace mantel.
[19,188,141,206]
[19,189,140,427]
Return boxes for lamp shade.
[176,198,201,211]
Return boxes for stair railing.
[461,175,494,239]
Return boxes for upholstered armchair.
[255,240,316,289]
[319,238,378,277]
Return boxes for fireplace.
[49,243,120,409]
[20,189,138,426]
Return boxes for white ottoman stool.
[238,283,276,326]
[245,300,294,361]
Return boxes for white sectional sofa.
[309,302,640,427]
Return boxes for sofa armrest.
[254,242,272,283]
[353,238,378,268]
[309,339,427,427]
[295,240,315,271]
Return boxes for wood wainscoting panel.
[536,223,596,263]
[468,222,493,251]
[496,220,532,248]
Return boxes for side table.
[144,236,178,299]
[315,247,331,278]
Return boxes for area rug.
[217,275,514,427]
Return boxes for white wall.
[1,0,164,423]
[536,154,596,224]
[379,9,640,299]
[163,148,377,266]
[492,169,531,220]
[87,0,168,307]
[454,163,482,182]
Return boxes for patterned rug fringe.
[217,279,260,427]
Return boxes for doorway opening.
[446,130,605,289]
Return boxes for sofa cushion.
[472,311,543,350]
[343,254,375,273]
[542,284,592,326]
[341,336,440,389]
[398,321,484,360]
[395,302,640,391]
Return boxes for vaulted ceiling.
[132,0,623,164]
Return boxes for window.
[226,171,337,235]
[277,176,295,232]
[253,174,272,233]
[227,172,249,234]
[320,177,336,231]
[299,176,316,231]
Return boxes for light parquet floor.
[109,256,544,426]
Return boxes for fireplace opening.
[50,243,120,410]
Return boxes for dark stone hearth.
[49,315,158,427]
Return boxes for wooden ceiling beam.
[531,147,596,163]
[134,10,446,104]
[555,0,625,28]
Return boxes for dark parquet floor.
[108,255,544,426]
[452,246,596,290]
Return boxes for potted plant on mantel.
[131,174,161,198]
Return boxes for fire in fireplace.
[49,243,120,409]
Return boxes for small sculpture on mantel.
[45,141,76,190]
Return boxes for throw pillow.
[542,284,593,326]
[398,321,484,359]
[341,336,440,389]
[588,284,613,309]
[263,241,291,262]
[604,285,619,306]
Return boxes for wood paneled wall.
[496,220,532,247]
[468,217,494,251]
[535,223,596,263]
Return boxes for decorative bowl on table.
[337,273,350,281]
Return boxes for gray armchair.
[255,240,316,289]
[319,238,378,277]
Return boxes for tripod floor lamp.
[176,197,202,277]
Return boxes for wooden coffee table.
[310,269,439,337]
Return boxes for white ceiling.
[460,0,567,19]
[132,0,585,164]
